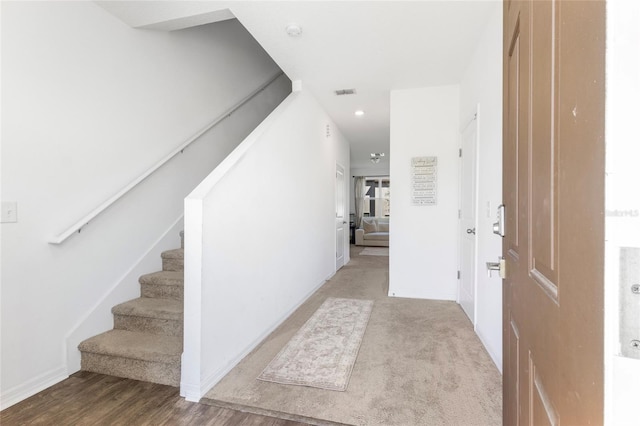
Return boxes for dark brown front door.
[502,0,606,424]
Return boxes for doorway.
[459,111,479,324]
[336,163,346,270]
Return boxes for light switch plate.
[1,201,18,223]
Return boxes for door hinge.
[457,270,461,279]
[459,148,462,157]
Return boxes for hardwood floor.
[1,372,308,425]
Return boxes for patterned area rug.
[360,247,389,256]
[258,297,374,391]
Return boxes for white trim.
[0,366,68,410]
[180,198,204,401]
[180,380,202,402]
[476,323,502,373]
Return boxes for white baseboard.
[0,366,68,410]
[325,270,336,281]
[180,381,202,402]
[475,326,502,374]
[183,276,328,401]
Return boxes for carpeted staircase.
[78,233,184,386]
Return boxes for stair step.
[79,329,182,363]
[80,236,185,386]
[139,271,183,301]
[161,248,184,272]
[112,298,183,337]
[78,330,181,386]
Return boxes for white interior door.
[336,164,345,270]
[459,114,478,323]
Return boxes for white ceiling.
[99,1,500,170]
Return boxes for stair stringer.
[65,216,184,375]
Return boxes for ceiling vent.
[334,89,357,96]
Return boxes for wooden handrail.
[48,71,286,244]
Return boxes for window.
[363,177,390,217]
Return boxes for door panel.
[531,360,558,426]
[505,11,522,261]
[530,0,559,301]
[502,1,605,425]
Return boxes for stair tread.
[112,297,182,320]
[139,271,184,286]
[79,330,181,363]
[161,248,184,259]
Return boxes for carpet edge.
[200,398,354,426]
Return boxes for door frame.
[604,1,640,423]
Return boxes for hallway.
[202,246,502,425]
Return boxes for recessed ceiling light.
[285,24,302,37]
[355,110,365,117]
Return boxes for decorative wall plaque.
[411,156,437,206]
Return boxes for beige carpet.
[259,297,373,391]
[201,246,502,425]
[359,247,389,256]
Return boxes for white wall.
[351,166,390,180]
[389,85,460,300]
[459,5,503,371]
[605,1,640,424]
[182,86,350,400]
[1,1,288,408]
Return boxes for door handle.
[466,228,476,235]
[486,257,506,279]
